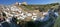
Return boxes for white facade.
[19,11,22,13]
[6,17,12,23]
[11,6,19,11]
[26,13,32,16]
[33,13,37,15]
[43,12,48,15]
[19,16,25,20]
[32,16,37,21]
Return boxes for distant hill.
[20,3,59,12]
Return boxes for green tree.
[54,15,60,27]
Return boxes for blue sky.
[0,0,59,5]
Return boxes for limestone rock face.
[22,2,27,5]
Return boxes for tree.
[54,15,60,27]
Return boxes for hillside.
[19,3,59,12]
[0,2,60,27]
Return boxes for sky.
[0,0,59,5]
